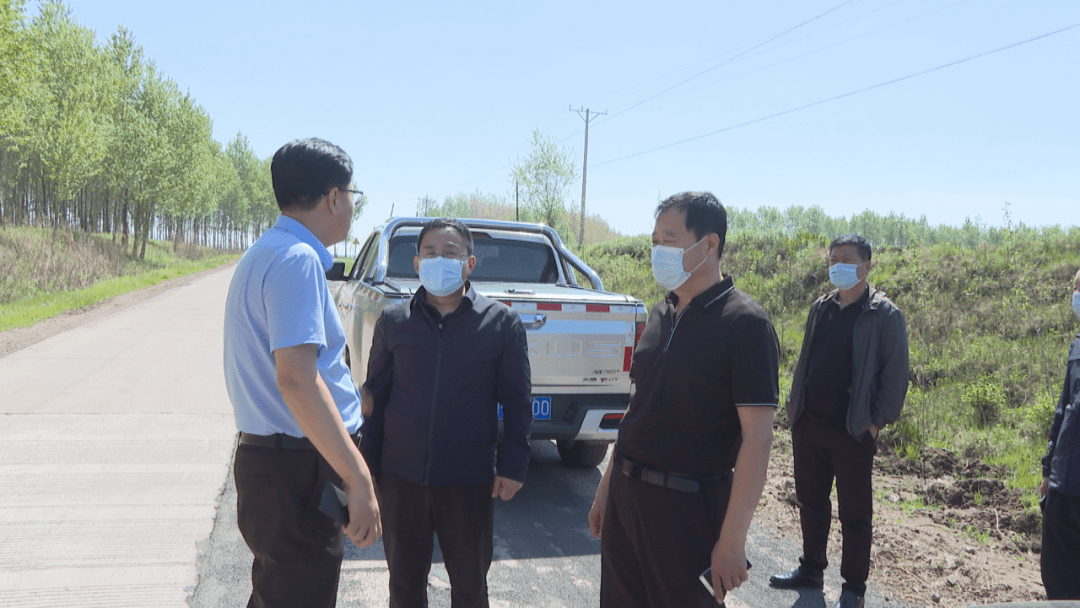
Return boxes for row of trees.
[727,202,1079,249]
[0,0,278,256]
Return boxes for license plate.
[498,397,552,421]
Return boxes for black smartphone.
[699,558,753,597]
[319,482,349,526]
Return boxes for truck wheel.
[556,440,610,468]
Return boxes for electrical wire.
[591,21,1080,169]
[593,0,863,127]
[666,0,971,100]
[436,0,865,197]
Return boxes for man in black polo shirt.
[588,192,780,607]
[361,218,532,608]
[769,234,909,608]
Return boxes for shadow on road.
[344,439,605,565]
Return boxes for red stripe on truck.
[586,304,610,313]
[623,346,633,371]
[537,302,561,311]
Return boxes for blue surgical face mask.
[651,238,707,291]
[1072,291,1080,320]
[829,262,862,291]
[418,257,465,297]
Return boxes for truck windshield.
[386,235,559,283]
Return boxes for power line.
[581,1,914,112]
[592,21,1080,169]
[594,0,862,127]
[658,0,971,103]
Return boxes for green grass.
[0,255,236,330]
[0,225,239,331]
[582,230,1080,497]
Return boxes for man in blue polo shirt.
[223,137,380,608]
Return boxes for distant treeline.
[416,190,621,250]
[0,0,276,256]
[727,203,1079,248]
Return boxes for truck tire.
[556,440,610,468]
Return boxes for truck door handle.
[518,313,547,330]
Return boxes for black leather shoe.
[834,590,864,608]
[768,566,824,589]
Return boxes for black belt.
[238,432,361,450]
[619,454,702,494]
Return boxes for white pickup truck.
[327,217,647,467]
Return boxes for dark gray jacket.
[1042,335,1080,495]
[787,285,909,438]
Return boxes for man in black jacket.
[1039,267,1080,600]
[361,218,532,608]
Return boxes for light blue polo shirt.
[223,215,362,437]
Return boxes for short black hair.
[417,217,474,257]
[829,234,873,261]
[270,138,353,211]
[654,191,727,258]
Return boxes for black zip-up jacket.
[1043,334,1080,496]
[360,284,532,486]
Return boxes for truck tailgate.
[488,293,644,393]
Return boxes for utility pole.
[572,106,605,249]
[515,181,519,221]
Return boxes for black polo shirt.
[616,275,780,478]
[804,287,868,421]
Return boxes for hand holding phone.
[319,482,350,526]
[699,558,753,598]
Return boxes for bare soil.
[760,429,1047,607]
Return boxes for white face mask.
[829,262,862,291]
[651,238,707,291]
[1072,291,1080,320]
[418,257,465,297]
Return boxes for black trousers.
[600,455,732,608]
[378,472,495,608]
[792,416,876,595]
[234,444,345,608]
[1042,488,1080,599]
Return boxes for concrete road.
[0,265,238,608]
[0,262,911,608]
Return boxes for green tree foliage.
[510,128,577,236]
[414,188,620,251]
[0,2,288,257]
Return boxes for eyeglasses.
[342,187,364,199]
[419,250,469,260]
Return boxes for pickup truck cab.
[327,217,647,467]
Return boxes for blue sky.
[52,0,1079,239]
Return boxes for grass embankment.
[583,232,1080,508]
[0,225,239,331]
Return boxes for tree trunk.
[121,191,130,249]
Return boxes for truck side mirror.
[326,261,347,281]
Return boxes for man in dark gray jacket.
[1039,267,1080,600]
[770,234,909,608]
